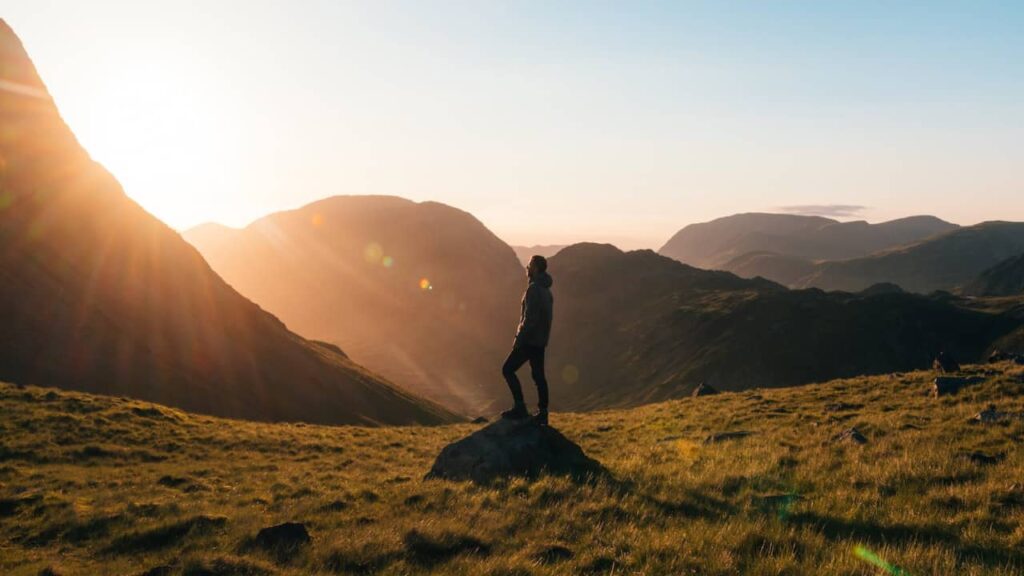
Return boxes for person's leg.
[502,347,531,410]
[528,346,549,412]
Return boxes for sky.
[4,1,1023,249]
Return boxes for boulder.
[252,522,311,557]
[471,416,489,424]
[931,376,985,397]
[989,350,1013,363]
[691,382,719,397]
[426,419,605,484]
[933,351,961,373]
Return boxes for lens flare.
[382,256,394,268]
[561,364,580,384]
[310,213,324,227]
[419,278,432,290]
[364,242,383,264]
[854,545,909,575]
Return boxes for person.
[502,254,554,425]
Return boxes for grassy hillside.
[4,361,1024,575]
[965,254,1024,297]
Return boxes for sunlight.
[57,47,241,231]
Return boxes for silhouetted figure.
[502,255,554,425]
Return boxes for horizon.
[4,2,1023,250]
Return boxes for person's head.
[527,255,548,279]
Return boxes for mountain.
[963,253,1024,297]
[659,213,957,271]
[796,222,1024,293]
[185,196,524,413]
[0,20,455,426]
[544,243,1020,410]
[511,244,568,265]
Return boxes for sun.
[52,46,242,231]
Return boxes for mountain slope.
[659,213,956,271]
[4,360,1024,574]
[797,222,1024,293]
[545,244,1020,410]
[964,253,1024,297]
[0,20,455,426]
[511,244,568,265]
[185,196,524,413]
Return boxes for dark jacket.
[514,271,554,348]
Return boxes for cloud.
[776,204,868,218]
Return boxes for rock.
[933,351,961,373]
[534,544,574,564]
[931,376,984,397]
[252,522,311,556]
[471,416,489,424]
[989,349,1013,363]
[833,427,867,444]
[691,382,719,397]
[703,431,751,444]
[972,404,1024,423]
[426,419,606,484]
[824,402,861,412]
[958,451,1003,466]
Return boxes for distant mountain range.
[545,243,1021,410]
[0,20,455,426]
[185,196,524,413]
[511,245,567,265]
[659,213,957,270]
[660,213,1024,294]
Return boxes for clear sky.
[5,1,1023,249]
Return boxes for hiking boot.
[501,405,529,420]
[533,409,549,426]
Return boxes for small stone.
[703,431,751,444]
[833,427,867,444]
[692,382,719,397]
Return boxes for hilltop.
[184,195,523,413]
[3,360,1024,575]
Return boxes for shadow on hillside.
[788,512,1024,569]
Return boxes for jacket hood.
[531,271,553,288]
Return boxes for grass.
[2,362,1024,575]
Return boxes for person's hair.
[529,255,548,272]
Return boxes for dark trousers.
[503,345,549,410]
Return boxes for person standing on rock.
[502,254,554,425]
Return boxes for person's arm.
[515,285,541,347]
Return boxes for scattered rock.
[692,382,719,397]
[933,351,961,373]
[534,544,574,564]
[989,349,1013,363]
[972,404,1024,423]
[833,427,867,445]
[930,376,985,397]
[958,451,1003,466]
[471,416,489,424]
[703,431,751,444]
[0,494,41,517]
[252,522,311,557]
[824,402,861,412]
[321,499,348,512]
[38,568,63,576]
[426,419,606,484]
